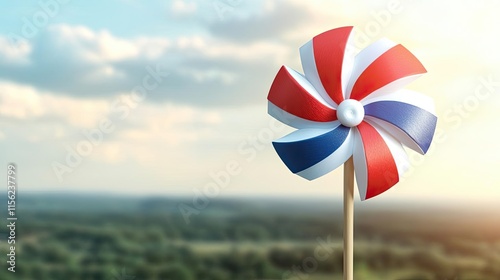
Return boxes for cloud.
[0,77,236,189]
[0,37,32,65]
[0,1,331,109]
[206,0,313,43]
[0,25,173,99]
[0,78,227,142]
[0,81,109,128]
[0,22,294,107]
[171,0,197,16]
[1,0,495,111]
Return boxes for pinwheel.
[267,26,437,279]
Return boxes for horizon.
[9,189,499,211]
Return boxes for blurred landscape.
[1,194,499,280]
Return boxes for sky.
[1,0,499,207]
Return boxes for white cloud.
[48,25,171,63]
[0,79,225,171]
[0,23,286,106]
[171,0,197,16]
[116,103,222,146]
[0,37,32,65]
[0,82,44,119]
[0,81,109,128]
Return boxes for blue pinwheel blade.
[364,101,437,154]
[272,125,351,175]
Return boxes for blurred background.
[0,0,499,279]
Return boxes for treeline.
[0,195,498,280]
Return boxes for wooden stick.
[343,157,354,280]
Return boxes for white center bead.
[336,99,364,127]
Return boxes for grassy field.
[0,194,499,279]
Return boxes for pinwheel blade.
[353,121,401,200]
[348,42,427,101]
[300,26,354,106]
[273,124,353,180]
[364,100,437,154]
[268,66,337,129]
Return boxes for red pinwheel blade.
[349,44,427,101]
[311,26,353,105]
[268,66,337,128]
[353,121,400,200]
